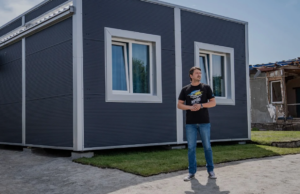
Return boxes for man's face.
[190,69,202,82]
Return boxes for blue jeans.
[186,123,214,174]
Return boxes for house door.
[296,88,300,117]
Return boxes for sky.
[0,0,299,65]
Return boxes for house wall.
[82,0,177,148]
[0,41,22,143]
[0,0,249,149]
[25,18,73,147]
[250,73,274,123]
[0,13,73,147]
[181,11,248,140]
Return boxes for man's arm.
[202,98,216,108]
[177,100,197,111]
[192,98,216,110]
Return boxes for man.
[177,66,217,181]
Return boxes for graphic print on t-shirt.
[188,90,203,105]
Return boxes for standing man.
[177,66,217,181]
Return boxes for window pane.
[272,82,282,102]
[212,55,225,97]
[132,43,150,93]
[112,45,127,91]
[200,56,207,84]
[206,54,210,77]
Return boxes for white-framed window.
[195,42,235,105]
[105,27,162,103]
[270,81,283,103]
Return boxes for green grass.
[251,131,300,145]
[74,144,300,177]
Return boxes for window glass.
[212,55,225,97]
[112,45,127,91]
[272,82,282,102]
[132,43,150,94]
[199,56,207,84]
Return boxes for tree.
[132,58,149,93]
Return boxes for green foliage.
[132,58,149,93]
[212,76,224,97]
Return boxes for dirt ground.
[0,146,299,194]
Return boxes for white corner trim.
[174,8,184,144]
[104,27,162,103]
[194,42,235,105]
[245,23,251,139]
[73,0,84,151]
[22,15,26,145]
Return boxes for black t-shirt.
[178,83,214,124]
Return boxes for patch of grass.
[251,127,259,131]
[74,144,300,177]
[251,131,300,145]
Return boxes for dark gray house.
[0,0,250,151]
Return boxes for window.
[270,81,282,103]
[195,42,235,105]
[105,28,162,103]
[200,52,227,98]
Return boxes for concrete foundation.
[71,152,94,160]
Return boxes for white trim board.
[82,138,251,151]
[245,23,251,139]
[72,0,84,151]
[174,8,184,144]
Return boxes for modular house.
[0,0,250,151]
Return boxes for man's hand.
[190,104,201,111]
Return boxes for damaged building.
[250,58,300,130]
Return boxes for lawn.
[251,131,300,145]
[74,144,300,177]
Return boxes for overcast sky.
[0,0,299,65]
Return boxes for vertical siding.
[0,41,22,143]
[83,0,177,148]
[25,18,73,147]
[181,11,248,140]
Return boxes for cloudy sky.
[0,0,299,65]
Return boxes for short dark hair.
[189,67,201,81]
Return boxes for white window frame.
[112,38,153,96]
[195,42,235,105]
[201,51,228,99]
[199,54,210,85]
[270,81,283,104]
[111,42,130,94]
[105,27,162,103]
